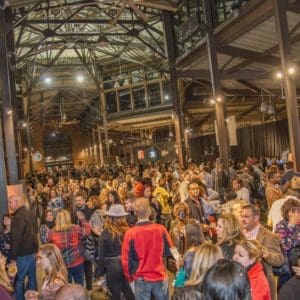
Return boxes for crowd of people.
[0,156,300,300]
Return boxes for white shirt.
[236,187,250,203]
[179,180,189,202]
[268,196,299,232]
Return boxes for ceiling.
[2,0,300,142]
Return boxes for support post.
[162,11,185,168]
[92,128,98,164]
[99,88,110,161]
[0,9,19,184]
[97,124,104,166]
[273,0,300,171]
[203,0,229,169]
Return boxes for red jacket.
[121,221,174,282]
[248,262,271,300]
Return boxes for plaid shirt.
[48,221,91,268]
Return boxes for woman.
[275,198,300,288]
[143,184,161,224]
[183,222,205,280]
[0,253,16,300]
[216,213,243,259]
[25,244,67,300]
[95,204,134,300]
[47,188,64,214]
[202,260,251,300]
[47,209,91,285]
[0,214,12,264]
[174,242,223,297]
[170,202,191,255]
[152,178,171,228]
[39,209,55,245]
[89,178,100,196]
[107,190,121,208]
[233,239,271,300]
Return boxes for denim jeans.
[67,263,84,285]
[15,254,37,300]
[134,278,169,300]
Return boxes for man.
[265,172,287,209]
[9,195,38,300]
[184,182,205,223]
[73,193,93,293]
[232,178,250,203]
[211,163,229,200]
[122,197,180,300]
[279,249,300,300]
[179,171,191,202]
[73,193,93,223]
[280,161,296,185]
[124,194,138,226]
[241,204,284,300]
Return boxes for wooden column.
[129,74,134,110]
[162,11,185,168]
[0,8,19,183]
[203,0,229,169]
[273,0,300,171]
[97,124,104,166]
[116,89,120,112]
[92,128,98,164]
[159,77,164,105]
[98,84,110,161]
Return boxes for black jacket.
[11,206,38,260]
[185,197,205,223]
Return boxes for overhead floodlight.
[164,95,170,100]
[288,67,295,75]
[216,96,222,103]
[210,99,216,105]
[5,108,12,116]
[276,71,283,79]
[44,77,52,84]
[77,75,84,83]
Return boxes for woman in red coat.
[233,239,271,300]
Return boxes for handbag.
[174,267,186,288]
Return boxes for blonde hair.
[0,255,13,293]
[236,239,262,262]
[39,244,68,285]
[186,242,223,286]
[54,209,72,231]
[218,213,242,244]
[133,197,151,219]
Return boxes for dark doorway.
[43,131,73,171]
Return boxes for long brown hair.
[104,216,129,239]
[39,244,68,284]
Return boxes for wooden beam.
[220,45,281,66]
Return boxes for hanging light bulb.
[114,80,120,88]
[123,78,129,86]
[268,105,275,115]
[260,102,268,113]
[168,126,174,138]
